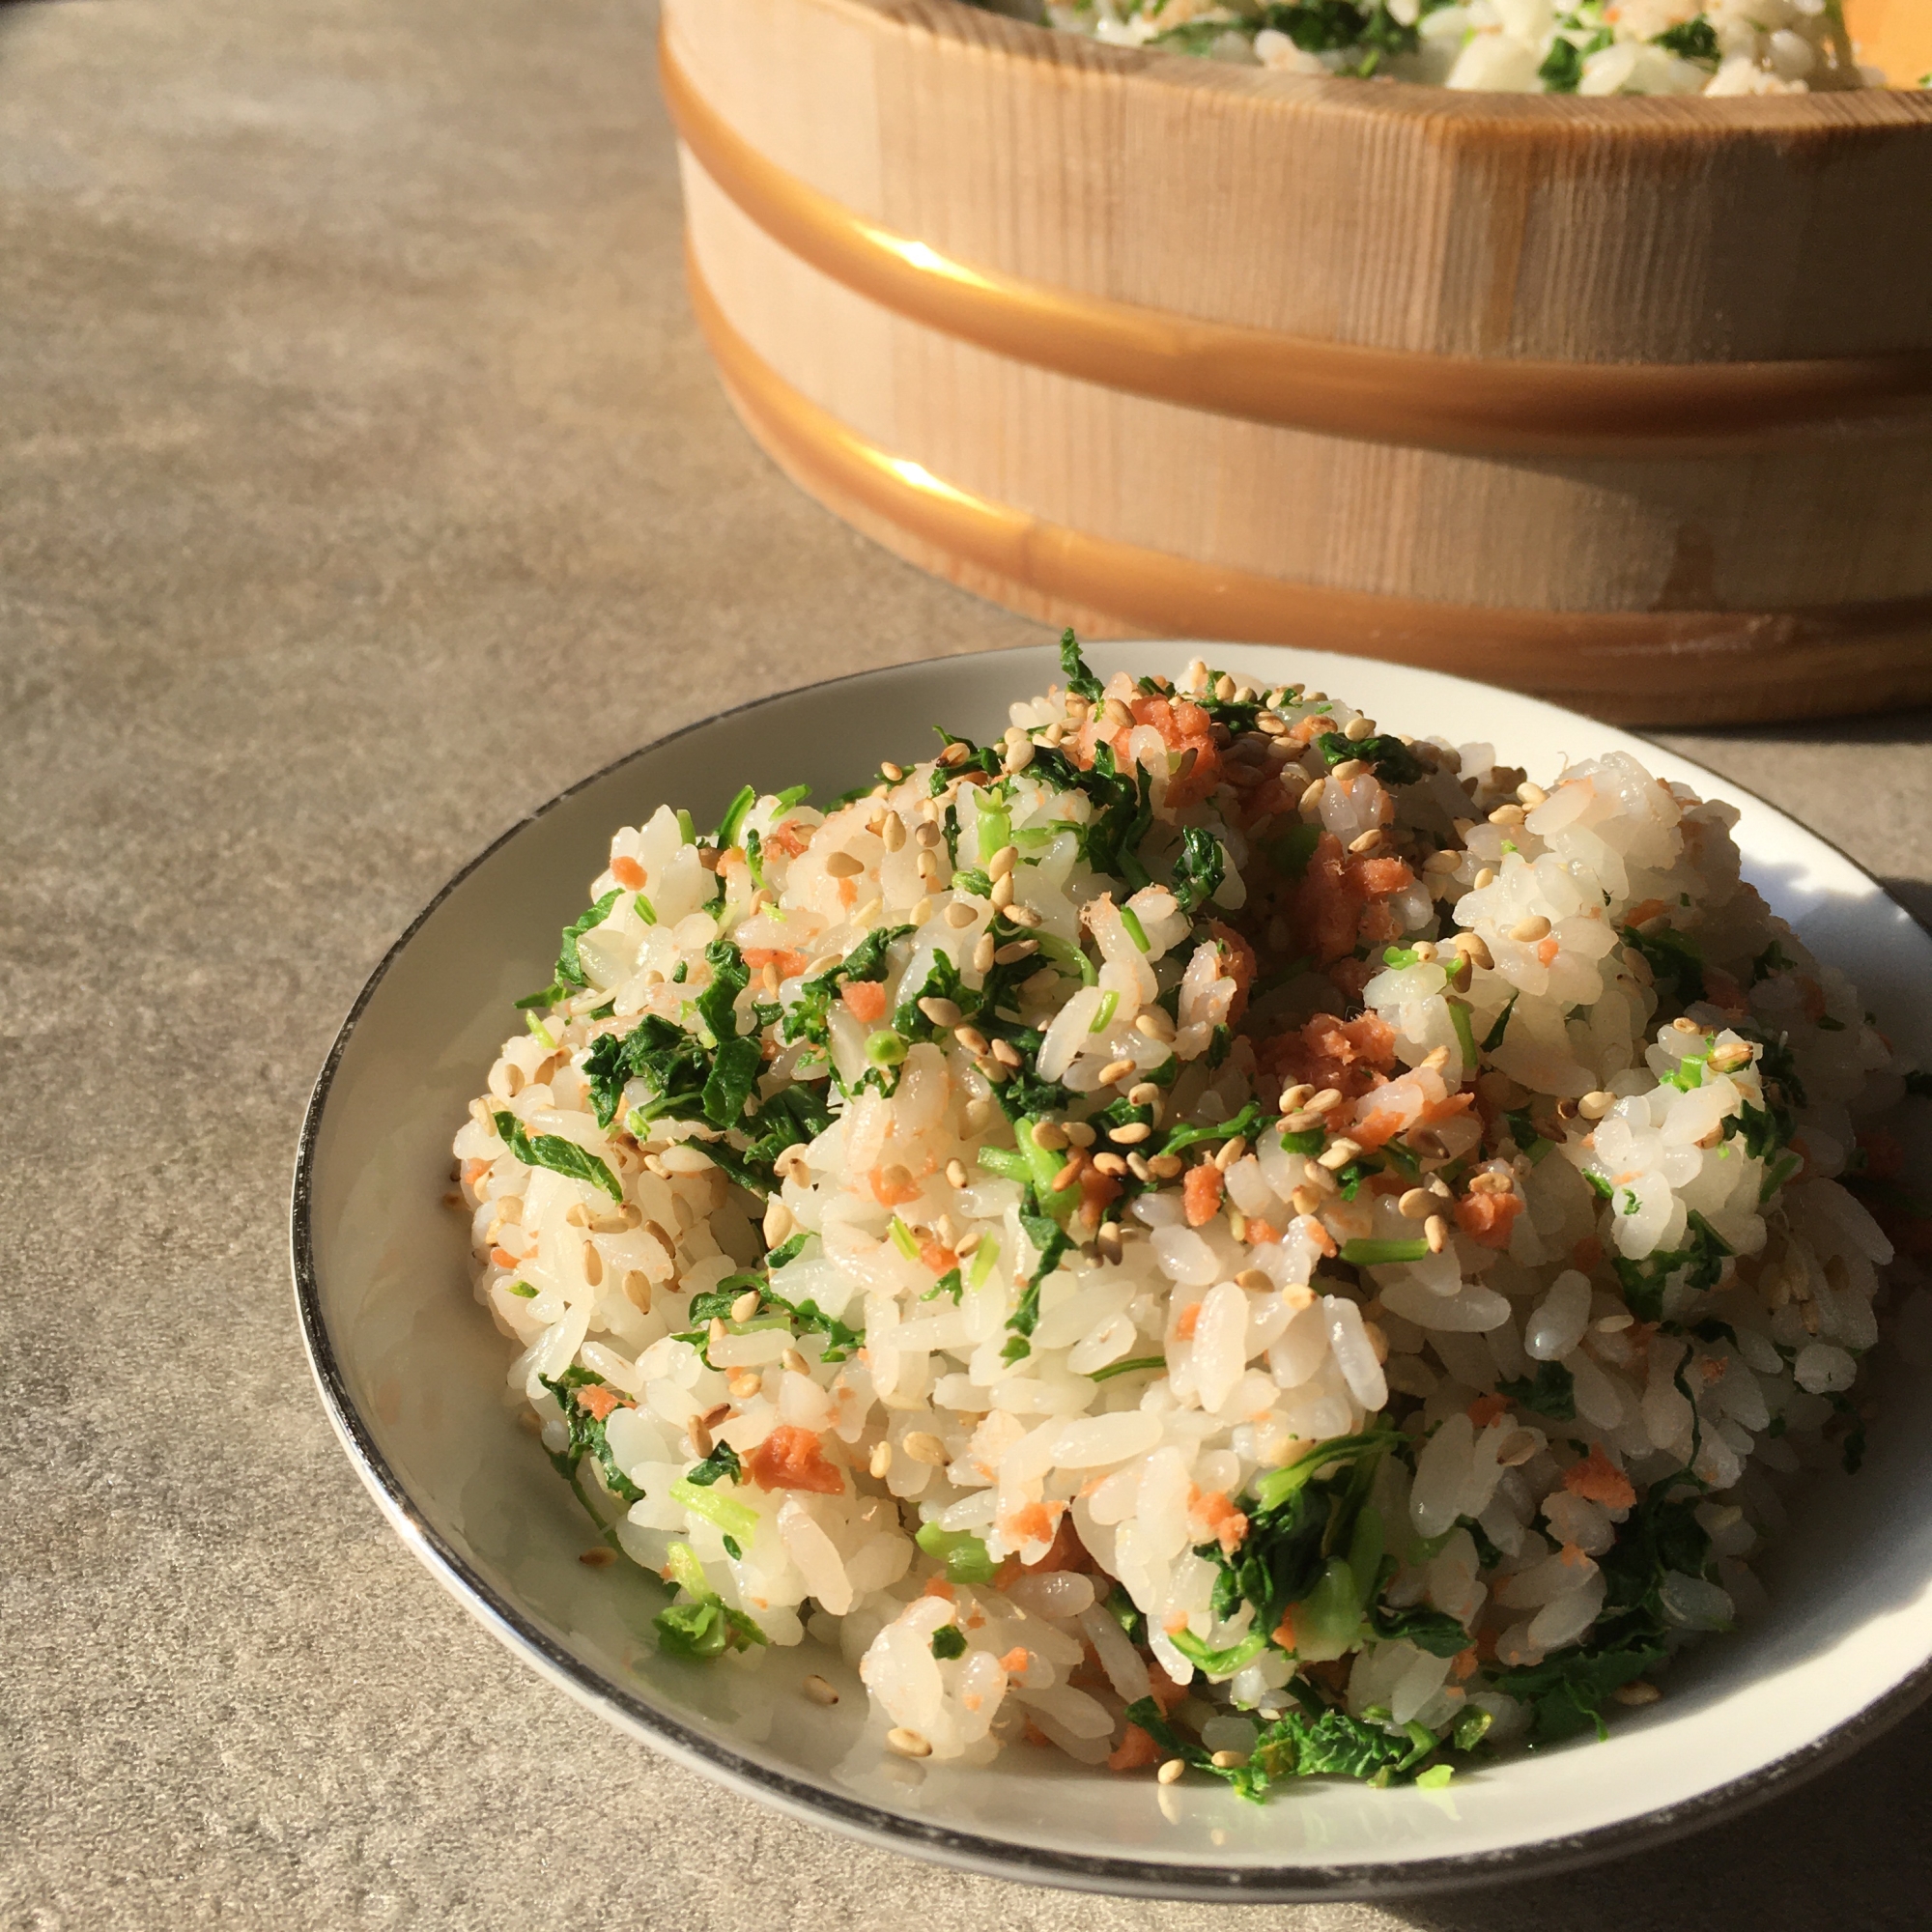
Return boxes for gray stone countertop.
[5,0,1930,1924]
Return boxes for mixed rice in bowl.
[982,2,1890,95]
[447,640,1924,1799]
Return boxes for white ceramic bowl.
[292,643,1932,1901]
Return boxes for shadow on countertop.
[1394,1700,1932,1932]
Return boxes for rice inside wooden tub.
[663,0,1932,724]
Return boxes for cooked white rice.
[991,2,1887,97]
[448,642,1919,1794]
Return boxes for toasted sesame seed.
[1298,779,1326,814]
[955,1024,990,1055]
[803,1673,840,1706]
[707,1316,727,1350]
[1235,1268,1271,1292]
[824,851,865,878]
[972,933,996,974]
[880,813,907,852]
[1210,1749,1249,1770]
[1257,712,1288,736]
[880,762,905,782]
[1278,1083,1314,1112]
[730,1288,761,1323]
[1126,1082,1161,1108]
[993,940,1038,966]
[943,901,978,930]
[1612,1681,1661,1707]
[1111,1122,1152,1145]
[1511,915,1552,943]
[1135,1009,1175,1041]
[580,1547,616,1568]
[1050,1151,1086,1192]
[1348,829,1383,855]
[1308,1088,1344,1114]
[1126,1151,1153,1182]
[887,1727,933,1758]
[1497,1429,1540,1467]
[901,1432,949,1466]
[1157,1758,1186,1785]
[1518,781,1548,807]
[1455,933,1494,972]
[1147,1151,1183,1179]
[1472,867,1497,890]
[1423,848,1461,874]
[1596,1312,1634,1333]
[1331,758,1368,782]
[1212,1136,1246,1171]
[1213,673,1236,702]
[1291,1185,1322,1217]
[686,1416,712,1460]
[1398,1187,1432,1219]
[781,1349,810,1376]
[728,1369,762,1399]
[868,1440,894,1479]
[1097,1056,1136,1086]
[762,1199,795,1246]
[990,1037,1024,1067]
[1096,1220,1124,1263]
[1489,802,1526,827]
[989,874,1015,911]
[1030,1119,1068,1151]
[918,996,964,1028]
[1578,1090,1614,1120]
[1317,1138,1361,1170]
[1425,1214,1448,1253]
[936,743,971,769]
[955,1230,981,1257]
[989,843,1018,881]
[1092,1152,1127,1178]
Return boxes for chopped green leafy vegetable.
[494,1110,623,1203]
[655,1540,768,1662]
[1497,1360,1577,1421]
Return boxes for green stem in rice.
[670,1479,761,1543]
[1035,933,1097,984]
[715,784,756,851]
[1089,1354,1167,1384]
[1340,1237,1432,1267]
[1090,989,1120,1033]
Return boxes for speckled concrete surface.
[4,1,1931,1925]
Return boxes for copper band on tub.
[661,35,1932,459]
[686,248,1932,721]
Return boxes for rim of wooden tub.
[663,0,1932,458]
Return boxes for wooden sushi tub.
[661,0,1932,723]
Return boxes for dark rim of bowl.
[290,642,1932,1903]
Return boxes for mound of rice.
[448,639,1923,1796]
[986,2,1885,97]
